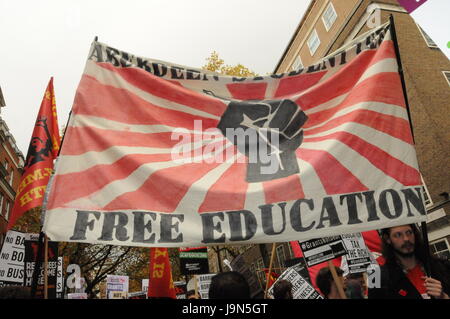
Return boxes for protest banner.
[42,22,426,248]
[0,230,26,286]
[23,233,58,299]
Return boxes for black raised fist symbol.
[217,99,308,183]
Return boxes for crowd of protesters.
[207,224,450,300]
[1,224,448,300]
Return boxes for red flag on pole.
[263,268,279,289]
[147,248,176,299]
[7,77,61,230]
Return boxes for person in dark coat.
[368,224,450,299]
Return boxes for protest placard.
[23,234,58,299]
[299,236,347,267]
[179,247,209,275]
[0,230,26,285]
[195,274,215,299]
[340,233,372,274]
[267,262,322,299]
[106,275,129,299]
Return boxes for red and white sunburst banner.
[43,23,426,247]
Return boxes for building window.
[5,200,10,220]
[291,55,303,70]
[322,2,337,31]
[307,29,321,56]
[276,245,286,269]
[430,239,450,260]
[250,262,257,283]
[421,175,433,208]
[0,193,3,217]
[287,242,294,259]
[417,24,438,48]
[443,71,450,87]
[9,169,13,185]
[257,258,266,288]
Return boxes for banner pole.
[264,243,277,299]
[44,234,48,299]
[327,261,347,299]
[389,14,432,277]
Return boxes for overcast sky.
[0,0,310,154]
[0,0,448,156]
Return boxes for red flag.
[263,268,279,289]
[147,248,176,298]
[8,77,61,230]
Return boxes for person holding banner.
[369,224,450,299]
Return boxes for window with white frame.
[417,24,438,48]
[322,2,337,31]
[8,169,13,185]
[291,55,303,70]
[0,193,3,218]
[287,242,294,259]
[250,262,257,287]
[257,258,266,288]
[420,175,433,208]
[307,29,321,56]
[5,201,10,221]
[276,245,286,269]
[443,71,450,87]
[250,262,256,276]
[430,239,450,260]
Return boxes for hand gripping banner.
[43,23,426,247]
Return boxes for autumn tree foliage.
[202,51,258,77]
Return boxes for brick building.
[0,86,25,247]
[207,242,295,292]
[208,0,449,284]
[274,0,450,259]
